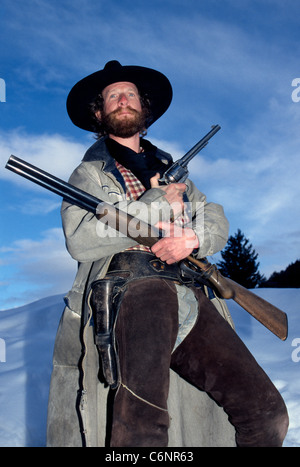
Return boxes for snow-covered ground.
[0,288,299,447]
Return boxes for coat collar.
[82,136,173,173]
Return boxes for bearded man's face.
[98,81,149,138]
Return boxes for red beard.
[101,107,148,138]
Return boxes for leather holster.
[90,276,126,389]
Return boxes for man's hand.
[151,221,199,264]
[150,173,185,218]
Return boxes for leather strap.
[106,250,192,285]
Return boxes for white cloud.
[17,198,62,216]
[0,228,77,309]
[0,129,88,185]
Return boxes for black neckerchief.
[105,138,171,189]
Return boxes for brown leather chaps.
[108,278,289,447]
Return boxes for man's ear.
[95,110,101,121]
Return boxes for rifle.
[5,155,288,341]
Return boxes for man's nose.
[118,93,128,106]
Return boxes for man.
[47,61,288,447]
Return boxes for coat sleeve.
[61,162,176,262]
[185,179,229,258]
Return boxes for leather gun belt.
[106,250,191,285]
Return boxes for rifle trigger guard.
[179,260,213,286]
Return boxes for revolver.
[159,124,221,184]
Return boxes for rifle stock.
[185,256,288,340]
[5,155,288,341]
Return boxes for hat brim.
[66,63,173,132]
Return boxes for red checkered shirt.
[116,161,150,252]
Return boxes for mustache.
[110,106,139,116]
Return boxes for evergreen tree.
[263,260,300,287]
[217,229,265,288]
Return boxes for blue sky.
[1,0,300,309]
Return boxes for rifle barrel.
[6,155,101,214]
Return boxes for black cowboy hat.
[66,60,173,132]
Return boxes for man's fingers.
[150,172,160,188]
